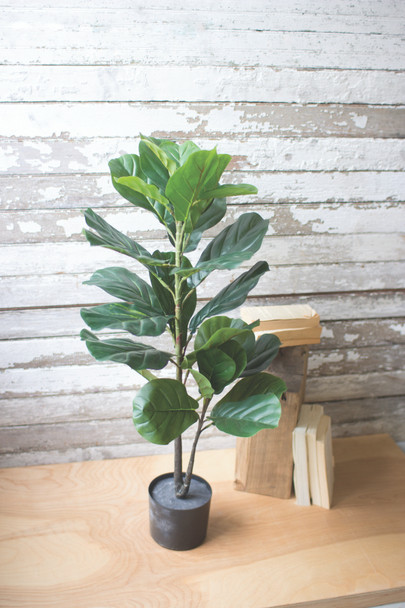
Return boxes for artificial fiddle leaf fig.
[133,379,199,445]
[80,329,172,370]
[80,135,284,500]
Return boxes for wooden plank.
[2,261,405,309]
[1,103,404,139]
[2,65,405,103]
[0,295,403,340]
[1,0,403,18]
[2,172,404,211]
[1,398,404,467]
[3,137,405,174]
[1,4,404,36]
[2,360,404,402]
[2,232,404,278]
[2,21,404,69]
[0,436,404,608]
[2,202,403,244]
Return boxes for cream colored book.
[292,404,324,506]
[313,415,334,509]
[305,405,325,506]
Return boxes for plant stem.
[175,397,211,498]
[174,221,184,493]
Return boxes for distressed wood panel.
[2,233,404,278]
[3,262,405,309]
[2,17,404,69]
[2,202,403,244]
[3,65,405,103]
[3,339,403,382]
[2,0,403,17]
[3,137,405,175]
[1,103,404,139]
[1,0,404,465]
[1,293,403,340]
[4,5,403,35]
[2,171,404,211]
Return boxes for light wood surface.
[1,434,404,608]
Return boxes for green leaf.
[109,154,174,232]
[115,176,172,213]
[133,379,199,444]
[83,267,163,311]
[189,369,215,399]
[80,329,172,370]
[196,347,236,394]
[185,197,227,253]
[241,334,281,377]
[189,261,269,333]
[202,183,258,199]
[139,137,176,184]
[83,209,151,261]
[165,148,231,222]
[194,316,252,352]
[209,372,286,436]
[188,212,268,287]
[80,303,168,336]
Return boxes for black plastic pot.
[148,473,212,551]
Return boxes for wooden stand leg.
[234,346,309,499]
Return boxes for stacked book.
[292,404,334,509]
[240,304,321,347]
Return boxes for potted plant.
[80,135,286,550]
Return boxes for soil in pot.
[149,473,212,551]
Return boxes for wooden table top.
[0,434,404,608]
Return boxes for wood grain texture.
[0,435,404,607]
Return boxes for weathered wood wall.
[1,0,404,466]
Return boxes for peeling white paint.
[103,210,161,233]
[38,186,62,201]
[390,323,405,336]
[23,140,52,155]
[347,351,360,361]
[56,216,84,237]
[349,113,368,129]
[6,223,14,231]
[321,327,334,339]
[17,221,41,233]
[344,333,360,343]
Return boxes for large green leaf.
[196,347,236,394]
[187,213,269,287]
[209,373,286,436]
[241,334,281,377]
[139,137,176,186]
[109,154,174,231]
[189,369,215,399]
[80,303,168,336]
[83,267,162,310]
[115,176,172,212]
[80,329,172,370]
[185,197,227,253]
[189,261,269,333]
[203,183,258,199]
[133,379,199,444]
[165,148,231,223]
[83,211,172,270]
